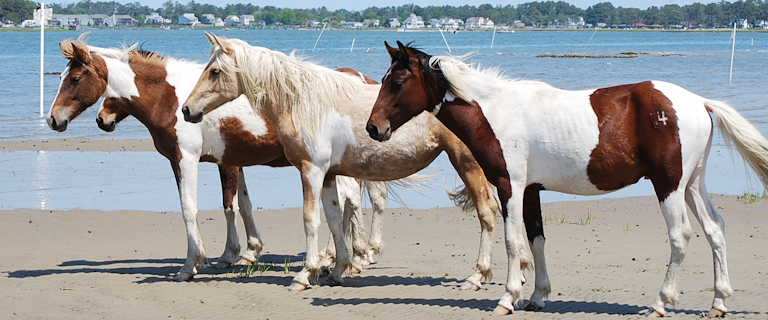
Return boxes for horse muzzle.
[366,124,391,142]
[47,116,68,132]
[182,106,204,123]
[96,116,116,132]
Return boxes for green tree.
[279,8,296,25]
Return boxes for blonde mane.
[214,39,363,143]
[428,54,552,102]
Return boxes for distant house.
[145,12,170,25]
[402,13,424,28]
[341,20,363,29]
[201,14,224,26]
[107,14,138,27]
[436,17,463,29]
[91,14,107,26]
[388,18,400,28]
[362,19,380,27]
[465,17,493,29]
[178,13,199,26]
[225,15,240,26]
[241,15,254,26]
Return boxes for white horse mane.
[215,39,363,143]
[428,54,553,103]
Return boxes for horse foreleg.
[494,183,531,316]
[647,189,692,317]
[522,184,550,311]
[364,180,388,264]
[215,165,242,269]
[235,167,263,265]
[288,166,325,291]
[685,154,732,318]
[320,176,353,285]
[173,156,206,281]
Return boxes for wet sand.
[1,194,767,319]
[0,138,155,152]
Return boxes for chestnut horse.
[367,41,768,317]
[182,33,502,291]
[47,35,390,280]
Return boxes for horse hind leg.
[235,167,263,265]
[364,180,388,264]
[647,185,693,317]
[685,152,732,318]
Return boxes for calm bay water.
[0,29,767,211]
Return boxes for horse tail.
[360,174,434,208]
[706,100,768,187]
[447,181,499,212]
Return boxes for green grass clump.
[738,191,768,204]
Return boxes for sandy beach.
[2,140,768,319]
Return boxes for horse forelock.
[229,40,363,143]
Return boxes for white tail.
[706,100,768,188]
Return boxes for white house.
[107,14,138,27]
[363,19,380,27]
[465,17,494,29]
[178,13,199,26]
[437,17,463,29]
[145,12,170,25]
[225,15,240,26]
[241,15,254,26]
[341,20,363,28]
[388,17,400,28]
[402,13,424,28]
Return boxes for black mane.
[398,42,450,91]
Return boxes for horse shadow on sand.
[6,258,766,317]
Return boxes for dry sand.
[1,139,768,319]
[1,196,767,319]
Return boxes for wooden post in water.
[730,22,736,83]
[39,2,45,117]
[491,26,496,49]
[351,38,355,52]
[440,28,451,53]
[312,21,327,52]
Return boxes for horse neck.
[101,56,140,99]
[117,59,185,135]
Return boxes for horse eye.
[394,80,404,88]
[212,68,221,75]
[72,76,81,83]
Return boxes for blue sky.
[103,0,706,11]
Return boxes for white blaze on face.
[48,65,71,118]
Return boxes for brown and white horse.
[47,35,390,280]
[367,41,768,317]
[182,33,502,292]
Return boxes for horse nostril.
[182,106,203,123]
[366,124,379,138]
[96,117,103,125]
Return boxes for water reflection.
[34,150,51,209]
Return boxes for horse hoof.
[215,261,232,269]
[361,258,373,266]
[524,300,544,311]
[645,309,664,318]
[174,272,194,282]
[325,278,343,286]
[459,281,480,291]
[349,266,362,274]
[288,281,307,292]
[493,305,512,316]
[707,308,726,318]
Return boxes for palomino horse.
[47,35,389,280]
[182,33,501,291]
[367,41,768,317]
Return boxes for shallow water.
[0,30,767,211]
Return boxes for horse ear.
[396,41,408,57]
[71,43,91,65]
[211,34,234,55]
[204,32,215,45]
[384,41,398,58]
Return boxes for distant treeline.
[3,0,768,28]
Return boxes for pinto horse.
[367,41,768,317]
[182,33,502,291]
[47,35,390,280]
